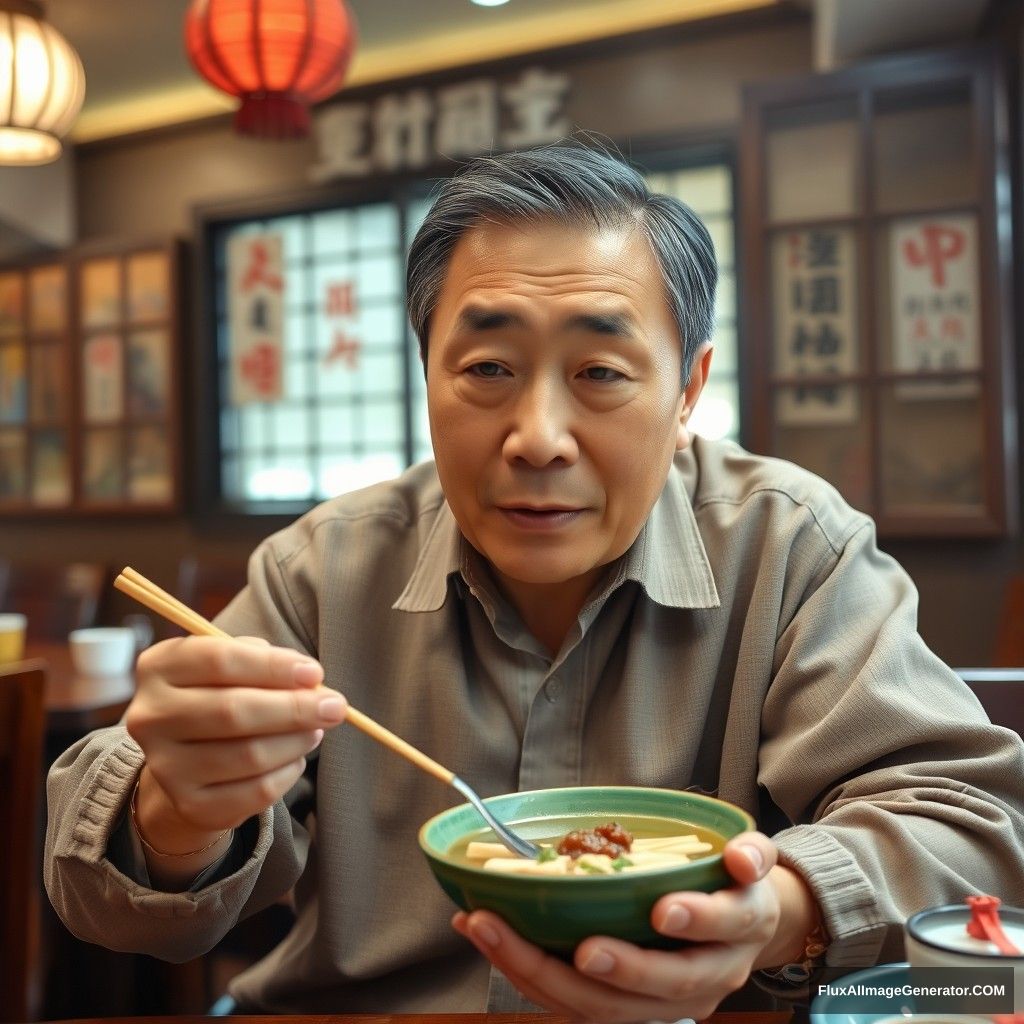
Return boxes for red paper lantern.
[184,0,357,139]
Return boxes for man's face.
[426,217,709,592]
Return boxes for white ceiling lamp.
[0,0,85,165]
[470,0,511,6]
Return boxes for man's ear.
[676,342,714,451]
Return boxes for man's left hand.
[452,830,788,1024]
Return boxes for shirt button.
[544,677,563,703]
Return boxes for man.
[46,145,1024,1020]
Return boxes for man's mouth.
[496,506,586,530]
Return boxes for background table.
[49,1014,793,1024]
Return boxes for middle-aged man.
[46,144,1024,1021]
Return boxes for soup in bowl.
[418,785,755,956]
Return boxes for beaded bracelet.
[760,921,830,985]
[130,777,232,858]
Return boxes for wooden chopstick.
[114,566,456,786]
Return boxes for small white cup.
[906,903,1024,968]
[69,627,136,677]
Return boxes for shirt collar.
[392,456,720,614]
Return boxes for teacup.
[69,627,136,677]
[906,900,1024,968]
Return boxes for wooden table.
[24,640,135,734]
[47,1014,793,1024]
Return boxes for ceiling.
[42,0,777,142]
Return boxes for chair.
[993,576,1024,667]
[4,563,107,642]
[176,556,248,624]
[955,668,1024,738]
[0,660,46,1023]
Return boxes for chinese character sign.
[891,214,980,386]
[322,280,362,371]
[773,227,858,425]
[228,234,285,405]
[310,67,571,182]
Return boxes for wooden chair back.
[0,660,46,1023]
[956,668,1024,738]
[994,576,1024,667]
[5,563,107,642]
[176,556,248,625]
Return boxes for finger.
[236,635,271,647]
[451,914,581,1018]
[174,756,309,830]
[139,636,324,690]
[722,831,777,886]
[652,882,777,946]
[464,910,677,1024]
[129,684,347,741]
[574,932,747,1008]
[153,729,324,786]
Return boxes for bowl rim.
[417,784,755,882]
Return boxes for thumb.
[723,831,777,886]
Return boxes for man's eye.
[468,362,507,378]
[583,366,625,382]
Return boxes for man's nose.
[502,379,579,467]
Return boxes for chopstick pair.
[113,566,456,786]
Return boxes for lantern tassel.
[234,93,311,139]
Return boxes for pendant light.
[184,0,357,139]
[0,0,86,165]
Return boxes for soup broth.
[447,813,725,874]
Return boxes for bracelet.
[130,777,232,858]
[760,921,830,985]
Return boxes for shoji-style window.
[203,153,739,516]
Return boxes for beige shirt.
[45,438,1024,1013]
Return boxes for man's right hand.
[125,635,348,857]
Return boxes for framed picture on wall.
[0,430,26,501]
[0,273,23,336]
[127,251,170,322]
[0,345,27,424]
[81,258,122,329]
[82,428,123,501]
[83,333,124,423]
[31,430,71,506]
[127,329,169,417]
[29,265,67,334]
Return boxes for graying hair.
[406,143,718,385]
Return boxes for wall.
[2,12,1021,665]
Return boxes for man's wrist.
[754,864,823,971]
[135,767,227,856]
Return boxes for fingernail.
[663,904,690,933]
[318,696,347,721]
[311,729,324,746]
[581,949,615,975]
[740,844,764,872]
[293,662,322,686]
[469,919,500,948]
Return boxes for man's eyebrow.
[453,306,641,338]
[454,306,525,332]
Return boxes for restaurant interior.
[1,0,1023,1020]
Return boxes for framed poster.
[29,265,67,334]
[0,430,26,500]
[30,343,66,423]
[127,329,169,416]
[127,251,170,322]
[31,429,71,506]
[82,428,124,501]
[0,345,27,424]
[772,226,859,426]
[889,213,980,398]
[81,258,121,329]
[0,273,23,337]
[128,425,172,502]
[83,333,124,423]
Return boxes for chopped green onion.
[611,856,633,872]
[537,847,557,863]
[579,861,606,874]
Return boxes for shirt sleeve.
[755,519,1024,983]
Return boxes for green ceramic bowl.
[418,785,755,957]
